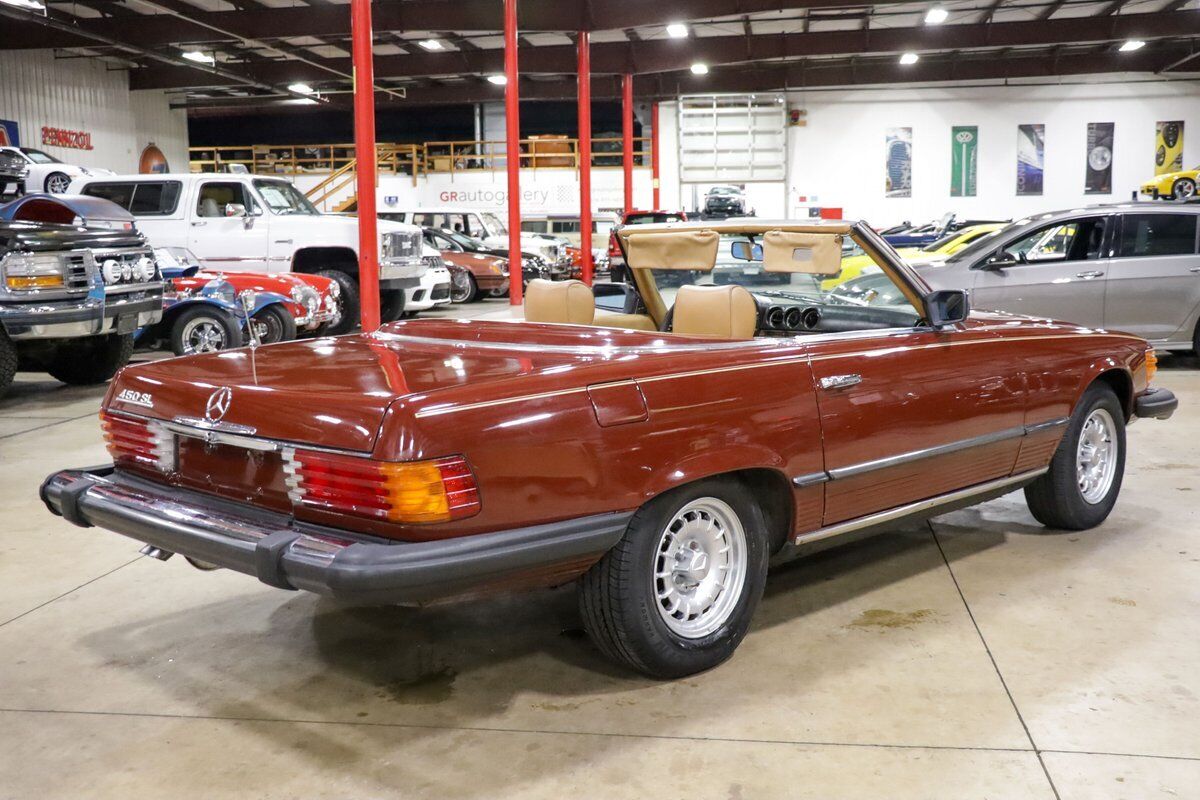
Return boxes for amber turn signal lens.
[6,275,65,289]
[1146,348,1158,385]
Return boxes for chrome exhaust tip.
[139,544,174,561]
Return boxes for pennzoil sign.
[41,126,93,151]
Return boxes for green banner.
[950,126,978,197]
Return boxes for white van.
[73,174,426,332]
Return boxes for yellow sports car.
[1141,168,1199,200]
[823,223,1006,289]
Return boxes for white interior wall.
[783,81,1200,227]
[0,50,189,174]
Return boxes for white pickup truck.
[71,173,425,333]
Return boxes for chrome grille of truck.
[382,231,422,261]
[64,252,91,291]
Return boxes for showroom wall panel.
[0,50,188,175]
[783,81,1200,226]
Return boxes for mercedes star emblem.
[204,387,233,423]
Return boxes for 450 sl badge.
[114,389,153,409]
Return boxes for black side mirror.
[594,282,639,314]
[984,250,1020,269]
[925,289,970,328]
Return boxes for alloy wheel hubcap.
[653,497,748,638]
[450,271,471,301]
[182,319,227,354]
[1076,408,1117,504]
[47,175,69,193]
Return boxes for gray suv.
[915,204,1200,351]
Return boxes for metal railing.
[188,137,650,177]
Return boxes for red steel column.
[350,0,379,331]
[622,72,633,214]
[504,0,523,305]
[651,101,661,209]
[577,31,593,285]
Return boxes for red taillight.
[284,449,480,525]
[100,410,173,471]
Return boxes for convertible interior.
[524,221,925,340]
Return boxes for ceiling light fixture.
[924,7,949,24]
[1119,40,1146,52]
[418,39,444,51]
[899,52,920,65]
[487,74,508,85]
[690,62,709,75]
[288,83,314,95]
[666,22,689,38]
[181,50,216,65]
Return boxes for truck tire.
[0,329,17,398]
[250,304,297,344]
[169,306,242,356]
[44,332,134,385]
[1024,382,1126,530]
[380,289,406,322]
[578,476,769,678]
[316,270,358,335]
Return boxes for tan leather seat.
[523,279,595,325]
[672,284,758,339]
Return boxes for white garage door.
[677,94,787,184]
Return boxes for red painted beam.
[578,30,593,286]
[350,0,379,332]
[622,73,633,215]
[505,0,523,306]
[651,101,661,211]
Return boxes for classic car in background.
[703,185,747,217]
[0,146,113,195]
[73,173,426,334]
[0,195,162,397]
[384,207,571,271]
[917,204,1200,352]
[43,219,1175,679]
[137,273,249,356]
[1140,165,1200,200]
[422,226,547,294]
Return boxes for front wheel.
[45,172,71,194]
[1173,178,1197,200]
[250,304,297,344]
[380,289,406,323]
[0,329,18,397]
[170,306,242,356]
[1024,383,1126,530]
[315,270,359,335]
[450,271,478,303]
[578,477,769,678]
[44,332,134,385]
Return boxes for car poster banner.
[0,120,19,147]
[1156,121,1184,176]
[1016,124,1044,196]
[885,127,912,197]
[950,126,978,197]
[1085,122,1114,194]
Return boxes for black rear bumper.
[1134,387,1178,420]
[41,466,631,605]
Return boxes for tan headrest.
[762,230,843,275]
[523,279,595,325]
[672,284,757,340]
[622,228,720,271]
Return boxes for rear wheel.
[250,304,296,344]
[316,270,359,335]
[0,329,18,398]
[578,477,769,678]
[44,332,134,385]
[1173,178,1196,200]
[170,306,242,356]
[1024,383,1125,530]
[450,271,478,303]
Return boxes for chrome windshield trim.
[793,467,1048,546]
[828,425,1028,480]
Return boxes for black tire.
[578,476,769,678]
[43,332,134,385]
[450,271,478,304]
[316,270,359,335]
[44,172,71,194]
[1024,383,1126,530]
[0,329,17,398]
[250,304,297,344]
[380,289,406,323]
[169,306,242,357]
[1173,178,1196,200]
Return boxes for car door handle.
[190,221,207,227]
[820,374,862,390]
[1189,267,1200,274]
[1075,270,1104,279]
